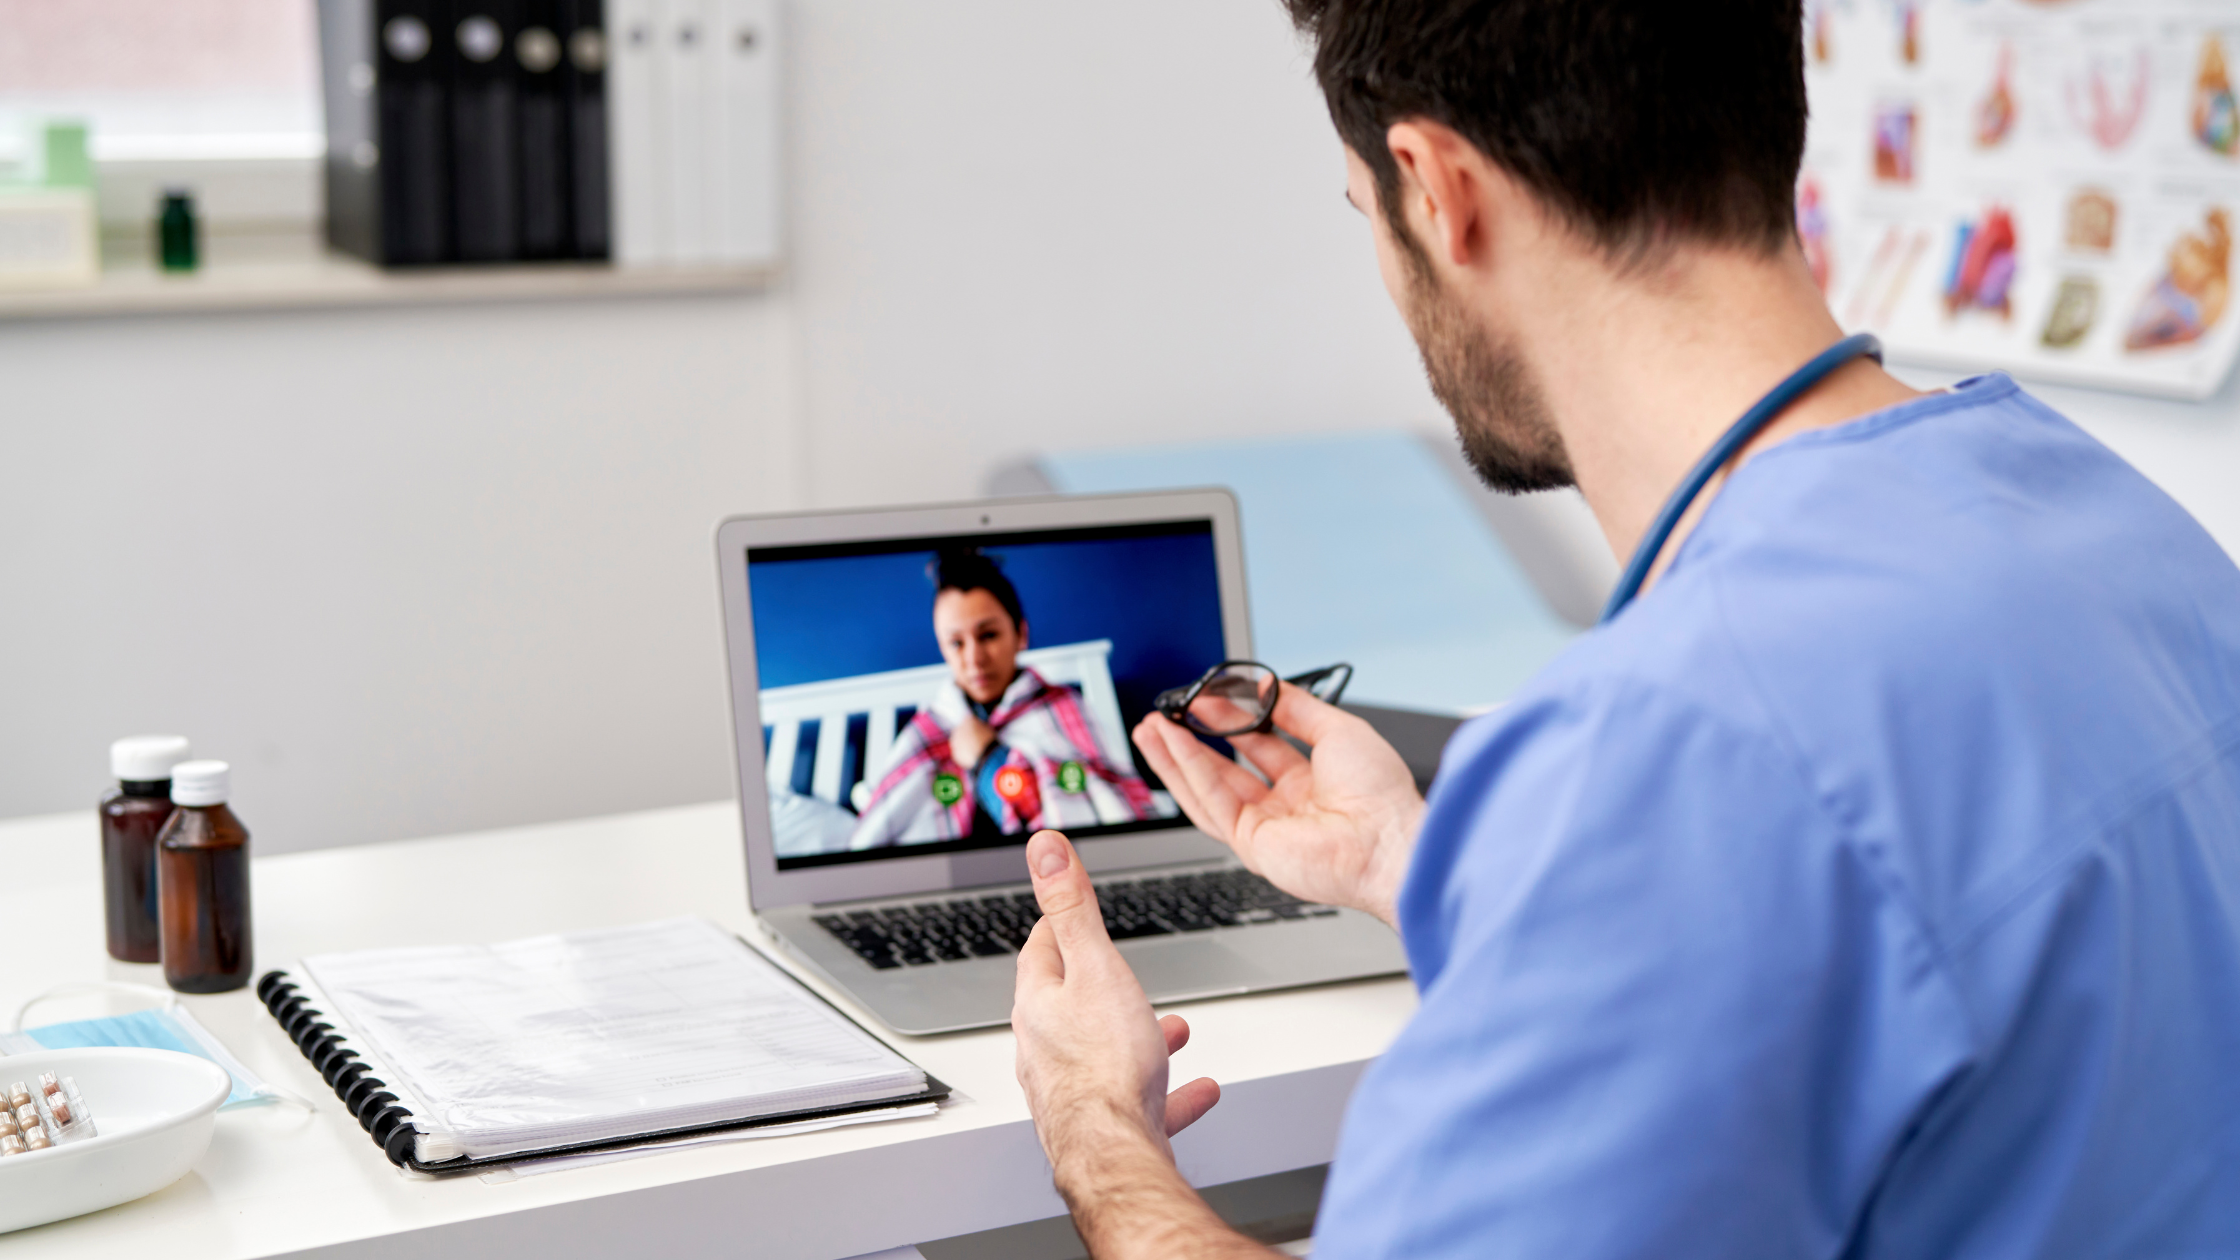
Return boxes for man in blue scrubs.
[1007,2,2240,1256]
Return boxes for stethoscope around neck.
[1598,332,1884,624]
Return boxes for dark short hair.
[1282,0,1807,268]
[930,548,1026,631]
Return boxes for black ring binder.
[315,1044,360,1082]
[356,1094,399,1132]
[253,950,950,1176]
[383,1120,420,1167]
[256,969,412,1160]
[341,1074,389,1113]
[370,1104,413,1150]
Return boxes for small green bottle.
[158,189,198,272]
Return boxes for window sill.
[0,226,778,322]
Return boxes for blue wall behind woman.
[749,535,1226,735]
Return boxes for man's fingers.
[1027,830,1113,956]
[1162,1077,1222,1138]
[1269,682,1361,747]
[1134,717,1227,838]
[1134,716,1196,796]
[1229,728,1309,782]
[1160,1013,1190,1056]
[1139,715,1268,841]
[1014,915,1063,991]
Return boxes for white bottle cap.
[170,760,230,807]
[111,735,192,782]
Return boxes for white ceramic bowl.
[0,1046,232,1234]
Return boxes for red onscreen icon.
[992,765,1039,820]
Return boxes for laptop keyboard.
[812,868,1339,970]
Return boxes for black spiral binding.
[255,965,952,1175]
[257,970,423,1168]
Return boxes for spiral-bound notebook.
[257,917,948,1173]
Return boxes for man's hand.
[951,715,998,770]
[1012,830,1274,1260]
[1013,829,1220,1167]
[1134,683,1425,928]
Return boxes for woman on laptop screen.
[849,549,1161,848]
[750,525,1215,862]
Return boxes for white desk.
[0,803,1415,1259]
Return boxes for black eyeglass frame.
[1153,660,1354,738]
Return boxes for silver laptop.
[714,490,1408,1034]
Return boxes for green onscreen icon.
[1057,761,1088,794]
[931,773,963,805]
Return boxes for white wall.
[4,0,2236,854]
[785,1,1434,508]
[0,1,1437,853]
[1,295,800,852]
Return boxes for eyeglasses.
[1153,661,1354,738]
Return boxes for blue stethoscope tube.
[1598,332,1885,623]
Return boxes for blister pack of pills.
[0,1074,97,1155]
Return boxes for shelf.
[0,228,778,321]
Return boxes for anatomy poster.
[1802,0,2240,399]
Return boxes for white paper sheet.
[304,918,927,1159]
[476,1101,941,1181]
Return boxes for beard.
[1399,241,1575,494]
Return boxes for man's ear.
[1017,620,1029,650]
[1385,120,1494,270]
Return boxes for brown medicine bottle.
[101,735,191,962]
[156,760,254,993]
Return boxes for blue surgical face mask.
[1,1006,281,1109]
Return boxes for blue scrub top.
[1317,375,2240,1257]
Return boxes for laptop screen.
[748,518,1226,870]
